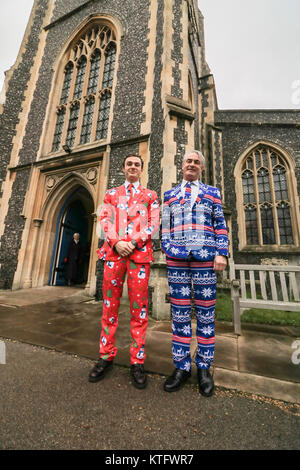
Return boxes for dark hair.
[122,154,144,169]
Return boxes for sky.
[0,0,299,109]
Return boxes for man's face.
[182,153,204,181]
[123,156,143,183]
[74,234,80,242]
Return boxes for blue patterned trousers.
[166,257,217,371]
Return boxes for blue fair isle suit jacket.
[161,181,228,261]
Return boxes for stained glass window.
[242,170,255,204]
[277,202,293,245]
[87,50,101,95]
[73,57,87,100]
[80,97,95,144]
[257,168,271,203]
[60,63,73,104]
[52,107,66,152]
[260,204,275,245]
[102,44,116,89]
[66,103,79,147]
[245,205,259,245]
[96,91,111,140]
[241,145,294,246]
[273,166,288,200]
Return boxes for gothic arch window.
[239,144,298,248]
[51,24,117,153]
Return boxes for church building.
[0,0,299,318]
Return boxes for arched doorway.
[49,186,94,286]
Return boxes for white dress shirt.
[125,179,140,197]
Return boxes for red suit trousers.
[99,258,150,364]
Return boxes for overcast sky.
[0,0,299,109]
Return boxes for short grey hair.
[73,233,80,238]
[183,150,205,166]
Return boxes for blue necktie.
[185,182,192,205]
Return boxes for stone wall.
[215,110,300,265]
[0,0,49,288]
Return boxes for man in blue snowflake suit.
[161,150,228,397]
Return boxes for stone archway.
[18,170,101,295]
[49,186,94,287]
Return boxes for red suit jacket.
[97,183,160,263]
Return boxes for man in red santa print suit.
[89,154,160,389]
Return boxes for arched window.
[51,24,117,152]
[240,144,296,247]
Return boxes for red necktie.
[128,183,134,206]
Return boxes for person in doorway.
[89,154,160,389]
[161,150,228,397]
[65,233,83,286]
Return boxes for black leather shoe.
[130,364,147,389]
[197,368,214,397]
[164,368,191,392]
[88,358,113,383]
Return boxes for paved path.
[0,339,299,450]
[0,286,299,404]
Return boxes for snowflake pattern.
[200,325,214,336]
[162,181,225,371]
[181,325,191,336]
[167,259,216,370]
[198,248,209,259]
[183,361,191,371]
[180,286,191,296]
[202,287,213,298]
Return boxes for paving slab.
[238,330,300,383]
[0,286,84,306]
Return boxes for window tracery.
[51,24,117,152]
[241,145,295,246]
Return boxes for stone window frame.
[44,18,120,157]
[234,141,300,252]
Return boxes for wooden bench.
[229,261,300,335]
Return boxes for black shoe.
[88,358,113,383]
[130,364,147,389]
[164,368,191,392]
[197,368,214,397]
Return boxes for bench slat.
[230,262,300,335]
[229,261,235,281]
[279,272,289,302]
[289,272,300,301]
[269,271,278,301]
[259,271,267,300]
[240,270,246,299]
[240,299,300,312]
[249,271,256,300]
[232,264,300,272]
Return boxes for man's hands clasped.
[115,241,136,257]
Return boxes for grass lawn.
[215,291,300,327]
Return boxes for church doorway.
[50,186,94,286]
